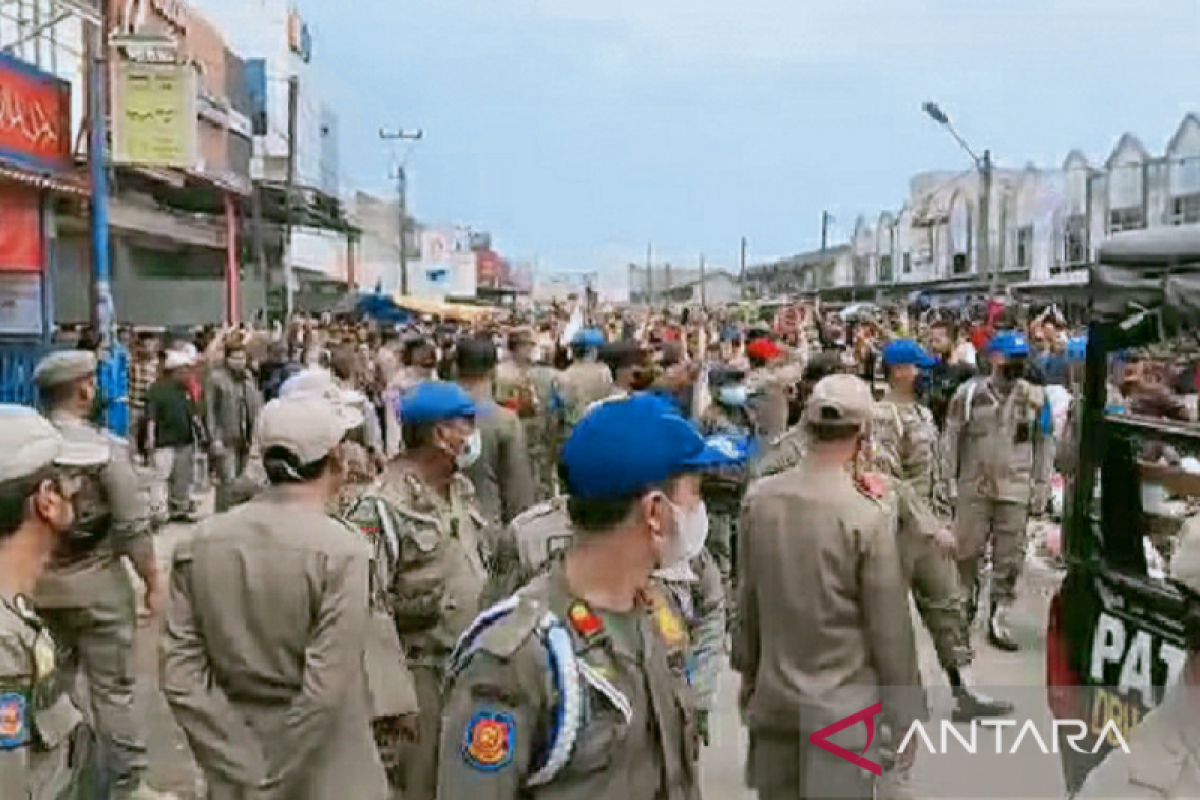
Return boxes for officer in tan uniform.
[1075,516,1200,799]
[736,374,927,800]
[557,329,613,433]
[32,350,166,798]
[277,368,421,788]
[0,406,109,799]
[439,393,738,800]
[161,391,389,800]
[875,340,1012,724]
[495,328,558,502]
[345,381,490,800]
[940,331,1052,651]
[456,338,536,526]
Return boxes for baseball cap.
[988,331,1030,358]
[746,339,782,362]
[280,368,368,407]
[259,394,363,465]
[562,394,743,499]
[882,339,936,369]
[163,350,194,371]
[0,405,109,483]
[33,350,97,389]
[399,381,476,425]
[571,328,605,349]
[803,374,873,427]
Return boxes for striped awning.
[0,163,89,197]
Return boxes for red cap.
[746,339,782,361]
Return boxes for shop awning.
[392,294,497,323]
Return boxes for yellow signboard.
[112,62,197,169]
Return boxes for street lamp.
[922,101,996,294]
[379,128,424,296]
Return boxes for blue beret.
[1066,336,1087,361]
[399,382,476,424]
[571,328,605,348]
[882,339,935,368]
[988,331,1029,358]
[562,394,743,499]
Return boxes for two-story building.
[753,114,1200,302]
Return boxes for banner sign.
[113,61,198,169]
[0,53,71,174]
[0,186,42,273]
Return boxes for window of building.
[1062,215,1087,269]
[852,255,870,285]
[878,255,893,283]
[1110,206,1146,234]
[902,252,912,274]
[952,253,968,274]
[1170,193,1200,225]
[1015,226,1033,269]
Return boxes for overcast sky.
[305,0,1200,275]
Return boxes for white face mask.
[659,498,709,568]
[717,385,749,407]
[456,429,483,470]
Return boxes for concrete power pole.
[379,129,424,297]
[283,76,299,318]
[738,236,748,300]
[980,149,995,295]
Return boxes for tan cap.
[803,373,873,427]
[259,395,364,465]
[0,405,109,482]
[33,350,97,389]
[1172,516,1200,595]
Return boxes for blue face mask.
[717,385,749,407]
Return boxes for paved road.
[135,520,1064,798]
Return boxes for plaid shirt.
[130,356,159,412]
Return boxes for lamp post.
[379,128,423,296]
[922,101,995,295]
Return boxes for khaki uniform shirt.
[438,565,699,800]
[1075,684,1200,799]
[752,425,809,479]
[486,496,573,605]
[35,411,147,609]
[872,390,948,539]
[0,596,82,800]
[463,387,536,526]
[941,376,1052,504]
[161,495,387,798]
[735,459,927,736]
[346,463,489,666]
[558,362,613,429]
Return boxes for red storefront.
[0,51,80,340]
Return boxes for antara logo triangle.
[807,702,883,776]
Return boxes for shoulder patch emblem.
[654,602,687,649]
[0,692,27,749]
[462,710,515,771]
[567,601,604,642]
[855,472,887,500]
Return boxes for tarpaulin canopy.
[392,295,497,323]
[1092,226,1200,330]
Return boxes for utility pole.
[738,236,748,300]
[921,101,998,296]
[979,149,994,294]
[283,75,298,318]
[645,241,653,306]
[88,5,113,345]
[699,254,707,308]
[380,129,423,297]
[820,211,830,252]
[664,261,672,306]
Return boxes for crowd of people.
[2,293,1199,798]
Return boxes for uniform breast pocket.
[564,711,625,776]
[393,522,447,631]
